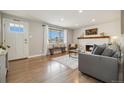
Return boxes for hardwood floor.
[7,53,100,83]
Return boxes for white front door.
[4,19,29,60]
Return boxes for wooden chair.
[68,44,78,57]
[68,44,78,51]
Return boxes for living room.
[0,10,124,83]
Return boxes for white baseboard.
[28,54,45,58]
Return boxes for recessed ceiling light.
[79,10,83,13]
[60,18,64,21]
[91,19,96,22]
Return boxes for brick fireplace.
[78,36,110,52]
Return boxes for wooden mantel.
[77,36,110,39]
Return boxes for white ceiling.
[1,10,120,30]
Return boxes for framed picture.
[85,28,98,35]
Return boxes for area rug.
[52,55,78,69]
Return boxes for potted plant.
[0,42,6,50]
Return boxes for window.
[10,23,24,32]
[48,29,64,43]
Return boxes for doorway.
[3,19,29,60]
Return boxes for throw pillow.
[92,46,106,55]
[102,48,114,57]
[91,44,97,54]
[91,44,106,54]
[71,44,76,48]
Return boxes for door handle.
[24,39,28,44]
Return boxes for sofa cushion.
[91,44,106,54]
[92,46,105,55]
[70,44,76,48]
[91,44,97,54]
[102,48,114,57]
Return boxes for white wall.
[0,13,1,43]
[73,20,121,43]
[67,29,73,45]
[121,11,124,52]
[121,10,124,35]
[1,13,74,57]
[29,22,73,57]
[73,28,83,43]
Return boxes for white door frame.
[3,18,29,59]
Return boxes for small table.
[49,47,66,55]
[69,49,86,58]
[68,49,80,58]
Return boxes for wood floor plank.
[7,53,100,83]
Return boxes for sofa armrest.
[79,53,118,82]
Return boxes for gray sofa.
[79,53,119,82]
